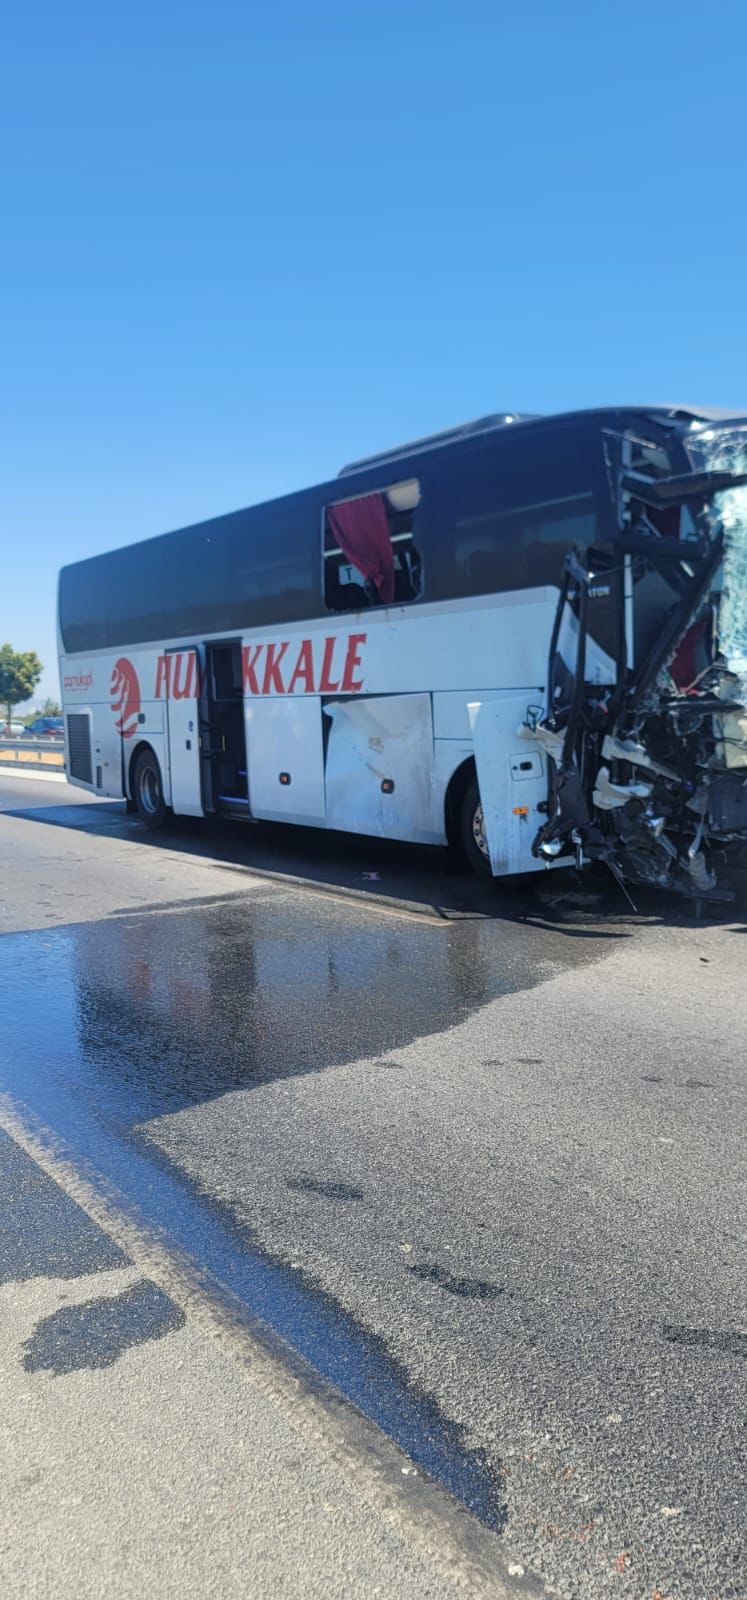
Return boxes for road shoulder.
[0,1105,547,1600]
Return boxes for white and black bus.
[59,405,747,899]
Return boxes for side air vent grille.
[66,713,92,785]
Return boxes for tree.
[0,644,43,729]
[40,696,61,716]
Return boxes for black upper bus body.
[59,405,727,661]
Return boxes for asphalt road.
[1,772,745,1599]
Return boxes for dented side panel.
[469,696,554,876]
[324,693,441,843]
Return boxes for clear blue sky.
[1,0,746,702]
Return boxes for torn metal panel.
[592,766,652,811]
[324,692,440,842]
[601,734,679,783]
[524,420,747,900]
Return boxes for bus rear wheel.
[132,747,168,829]
[460,776,493,879]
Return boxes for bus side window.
[434,423,608,601]
[324,480,422,611]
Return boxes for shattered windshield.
[686,422,747,695]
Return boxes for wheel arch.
[127,739,160,800]
[444,756,477,855]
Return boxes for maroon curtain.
[670,616,708,689]
[327,493,395,604]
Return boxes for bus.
[58,405,747,901]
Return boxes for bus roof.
[337,403,746,476]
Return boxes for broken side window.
[323,480,422,611]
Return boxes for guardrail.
[0,738,65,770]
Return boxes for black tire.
[132,746,168,828]
[460,775,493,879]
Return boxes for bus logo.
[110,657,141,737]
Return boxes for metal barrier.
[0,738,65,770]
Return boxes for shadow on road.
[8,794,747,935]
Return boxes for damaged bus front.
[524,413,747,903]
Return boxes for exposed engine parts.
[525,421,747,903]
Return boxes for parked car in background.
[1,721,25,737]
[23,716,64,738]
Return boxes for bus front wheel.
[460,776,493,879]
[132,747,168,829]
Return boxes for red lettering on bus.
[341,633,367,693]
[319,636,340,693]
[288,639,315,693]
[155,654,172,699]
[262,641,289,694]
[242,644,263,695]
[227,635,366,696]
[172,652,196,700]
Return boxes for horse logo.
[110,657,141,738]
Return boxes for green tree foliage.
[0,644,43,728]
[40,696,62,716]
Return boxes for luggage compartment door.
[324,692,439,842]
[245,697,326,824]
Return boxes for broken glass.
[686,423,747,697]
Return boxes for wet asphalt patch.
[0,876,627,1539]
[406,1264,506,1301]
[0,890,609,1123]
[663,1324,747,1357]
[287,1177,365,1202]
[23,1279,186,1375]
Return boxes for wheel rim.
[139,763,160,816]
[472,801,490,860]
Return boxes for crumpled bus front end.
[526,417,747,903]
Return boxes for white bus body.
[59,407,747,897]
[61,586,611,875]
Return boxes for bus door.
[203,639,249,817]
[164,647,204,816]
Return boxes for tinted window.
[230,498,319,626]
[60,492,326,653]
[160,523,235,639]
[426,421,611,600]
[454,489,597,592]
[59,561,110,652]
[105,540,166,647]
